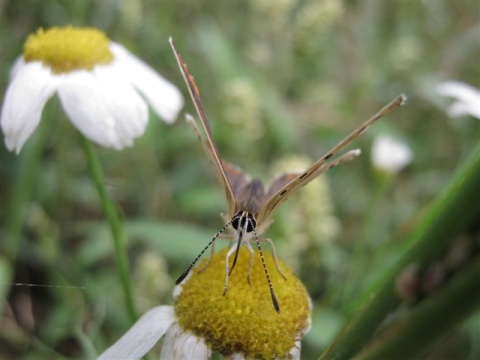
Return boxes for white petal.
[437,81,480,119]
[288,339,302,360]
[1,61,58,154]
[93,65,149,148]
[172,271,193,300]
[57,68,148,150]
[110,42,184,124]
[448,100,480,119]
[160,323,211,360]
[10,56,26,80]
[225,353,246,360]
[98,306,175,360]
[57,70,118,147]
[437,81,480,105]
[371,135,412,173]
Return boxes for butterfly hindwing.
[222,162,252,200]
[265,173,300,199]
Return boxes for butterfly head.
[231,211,257,236]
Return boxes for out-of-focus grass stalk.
[2,117,49,298]
[80,135,137,323]
[354,257,480,359]
[319,141,480,360]
[3,141,42,256]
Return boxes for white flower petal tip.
[289,339,302,360]
[225,352,245,360]
[109,42,184,124]
[160,323,211,360]
[172,281,184,299]
[172,270,193,300]
[371,135,412,173]
[97,306,175,360]
[437,80,480,120]
[1,61,58,154]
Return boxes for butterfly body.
[223,162,300,231]
[230,176,265,215]
[169,37,406,313]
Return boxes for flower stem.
[80,135,137,322]
[319,141,480,360]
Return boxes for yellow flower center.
[175,247,311,359]
[23,26,114,73]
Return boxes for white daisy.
[1,26,184,154]
[98,248,312,360]
[371,134,412,173]
[437,80,480,120]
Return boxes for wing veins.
[256,94,407,225]
[170,38,237,216]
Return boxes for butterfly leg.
[198,233,234,274]
[197,240,216,273]
[244,240,255,285]
[223,241,241,296]
[260,237,287,281]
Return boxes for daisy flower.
[437,80,480,120]
[371,134,412,174]
[1,26,184,154]
[98,248,312,359]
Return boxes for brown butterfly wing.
[170,38,237,217]
[223,162,268,215]
[222,162,251,200]
[256,95,407,226]
[265,173,300,199]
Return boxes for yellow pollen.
[23,26,114,73]
[175,248,311,359]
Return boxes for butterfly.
[169,37,406,312]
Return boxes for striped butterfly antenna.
[175,219,234,285]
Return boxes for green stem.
[355,257,480,359]
[319,141,480,360]
[80,135,137,322]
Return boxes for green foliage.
[1,1,479,359]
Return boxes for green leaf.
[319,141,480,360]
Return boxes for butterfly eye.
[246,216,256,233]
[231,216,240,230]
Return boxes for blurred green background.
[1,1,479,359]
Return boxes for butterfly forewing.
[170,38,237,217]
[255,94,407,226]
[185,114,239,217]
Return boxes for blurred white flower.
[437,80,480,119]
[1,26,184,154]
[371,135,412,173]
